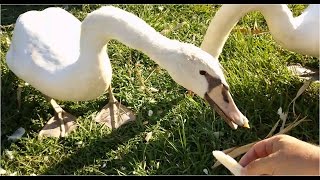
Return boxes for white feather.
[201,4,320,58]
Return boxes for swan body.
[201,4,320,58]
[7,7,111,101]
[6,6,249,136]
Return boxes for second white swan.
[201,4,320,58]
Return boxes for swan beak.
[204,86,250,130]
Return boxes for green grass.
[1,4,319,175]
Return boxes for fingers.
[241,152,280,175]
[239,137,275,167]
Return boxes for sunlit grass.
[1,4,318,175]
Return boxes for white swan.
[201,4,320,58]
[6,6,249,138]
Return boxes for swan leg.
[38,98,77,138]
[95,86,136,129]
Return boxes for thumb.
[241,153,280,175]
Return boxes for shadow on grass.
[40,95,186,175]
[1,63,197,175]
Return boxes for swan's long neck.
[201,4,296,58]
[79,6,175,68]
[201,5,254,58]
[259,5,297,46]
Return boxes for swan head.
[164,42,249,129]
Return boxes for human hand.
[239,134,320,175]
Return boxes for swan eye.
[200,70,222,90]
[199,70,206,75]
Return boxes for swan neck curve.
[201,4,297,58]
[201,5,254,58]
[79,6,173,64]
[259,5,297,41]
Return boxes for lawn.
[1,4,319,175]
